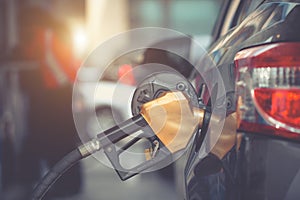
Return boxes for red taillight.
[235,43,300,139]
[254,88,300,129]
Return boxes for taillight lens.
[235,43,300,139]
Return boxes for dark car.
[184,0,300,200]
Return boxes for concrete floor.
[2,156,178,200]
[52,157,178,200]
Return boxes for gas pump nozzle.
[94,91,206,180]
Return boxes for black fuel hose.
[31,115,146,200]
[31,139,101,200]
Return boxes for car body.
[184,0,300,200]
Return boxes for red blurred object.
[42,29,80,88]
[20,19,80,88]
[118,64,136,85]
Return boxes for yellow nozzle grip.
[140,91,205,153]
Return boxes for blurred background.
[0,0,222,199]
